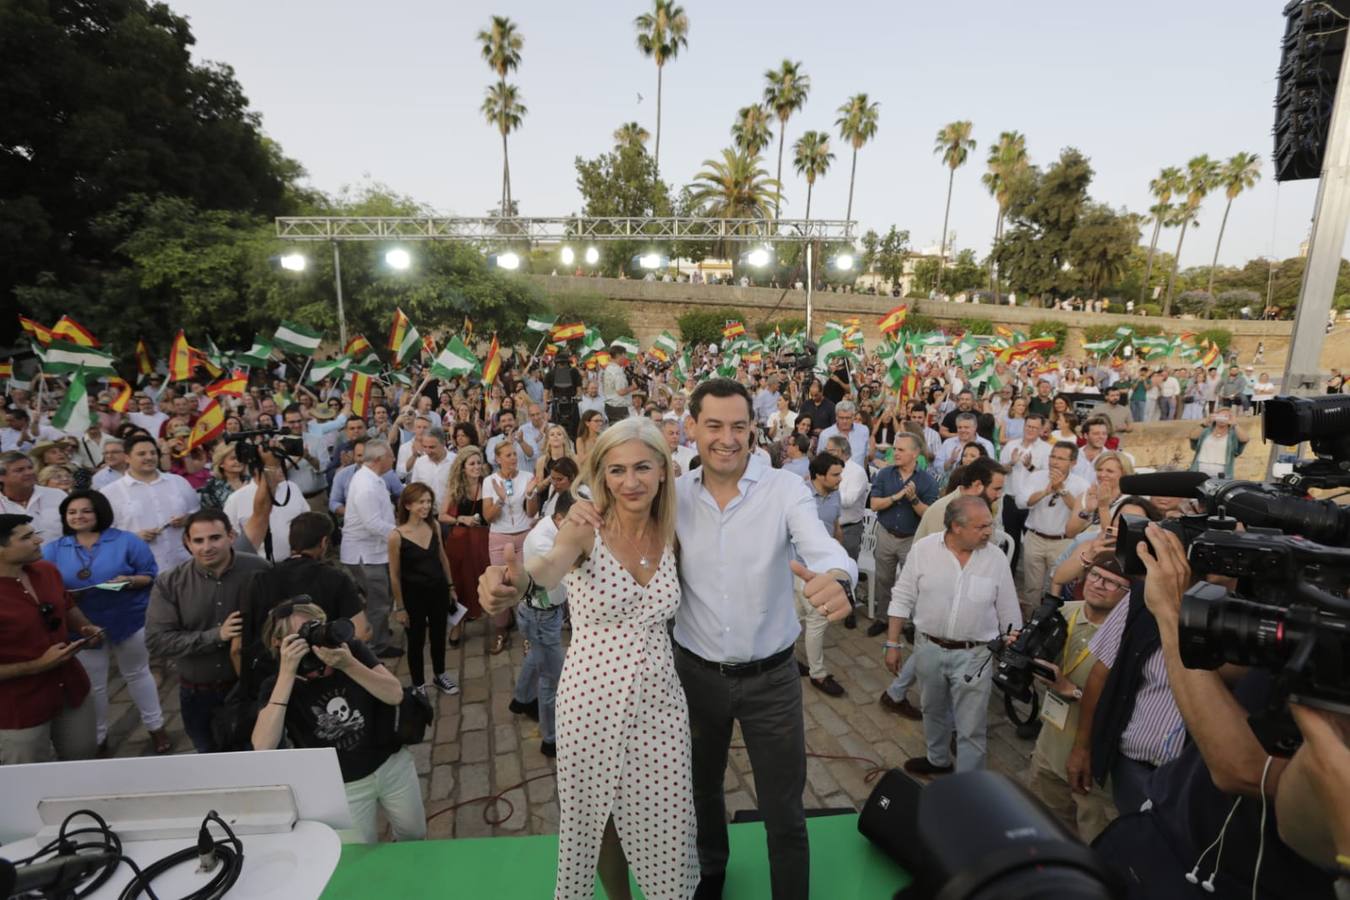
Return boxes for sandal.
[149,728,172,754]
[490,633,508,655]
[448,622,462,648]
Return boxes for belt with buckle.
[676,643,793,678]
[922,633,980,651]
[1029,529,1068,541]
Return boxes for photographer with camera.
[251,602,426,844]
[542,352,582,439]
[1189,408,1250,478]
[1088,524,1338,899]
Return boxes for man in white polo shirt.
[1015,441,1089,608]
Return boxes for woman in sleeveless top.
[510,418,697,900]
[390,483,458,695]
[441,447,491,645]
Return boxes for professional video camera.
[1113,393,1350,752]
[988,592,1069,703]
[296,617,356,677]
[224,427,304,472]
[778,339,819,373]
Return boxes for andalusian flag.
[883,342,909,389]
[237,336,275,369]
[273,321,323,357]
[551,322,586,342]
[526,314,558,333]
[168,330,194,381]
[51,315,98,347]
[1115,326,1135,339]
[878,304,909,335]
[815,327,846,374]
[481,334,502,385]
[107,377,133,413]
[347,370,373,417]
[673,349,692,381]
[18,316,52,346]
[135,340,155,376]
[430,336,478,379]
[968,357,996,387]
[1082,338,1118,355]
[205,371,248,398]
[39,340,116,376]
[581,327,606,359]
[722,321,746,340]
[51,369,91,436]
[308,357,351,384]
[344,334,375,360]
[611,336,640,355]
[654,331,679,355]
[186,399,226,451]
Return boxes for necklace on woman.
[615,523,653,569]
[74,539,99,581]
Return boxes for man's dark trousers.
[675,648,808,900]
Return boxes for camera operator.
[1088,524,1338,899]
[542,352,582,439]
[251,602,425,844]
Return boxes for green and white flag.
[612,336,640,355]
[654,331,679,355]
[716,354,741,378]
[673,349,692,381]
[51,368,91,436]
[274,321,323,357]
[882,342,909,389]
[969,357,996,386]
[526,314,558,333]
[823,321,845,334]
[1115,326,1135,339]
[385,371,413,387]
[1082,338,1118,355]
[236,336,275,368]
[581,327,606,359]
[395,323,422,364]
[37,340,116,376]
[956,337,981,368]
[308,357,351,384]
[815,327,846,375]
[430,336,478,379]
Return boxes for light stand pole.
[332,241,348,348]
[805,242,815,338]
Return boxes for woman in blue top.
[42,490,168,755]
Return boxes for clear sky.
[168,0,1328,268]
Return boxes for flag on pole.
[344,334,374,360]
[815,327,846,375]
[550,322,586,342]
[273,321,323,357]
[611,336,640,355]
[430,336,478,379]
[186,399,226,451]
[969,358,997,386]
[105,377,133,413]
[394,323,421,366]
[481,335,502,385]
[581,327,606,359]
[236,337,275,369]
[38,340,116,376]
[168,330,194,381]
[722,321,746,340]
[135,340,155,376]
[308,357,351,384]
[347,370,373,417]
[205,371,248,398]
[51,315,99,347]
[387,308,413,354]
[51,369,91,436]
[1082,338,1118,355]
[654,332,679,355]
[1199,341,1220,367]
[18,316,53,346]
[422,334,436,357]
[878,304,909,335]
[0,360,12,380]
[526,314,558,333]
[673,349,692,382]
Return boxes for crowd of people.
[1,331,1346,900]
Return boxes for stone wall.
[1122,417,1269,481]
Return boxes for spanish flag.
[205,370,248,398]
[649,347,669,363]
[463,316,474,338]
[994,325,1015,339]
[347,369,373,417]
[387,308,412,353]
[344,334,374,359]
[107,377,133,413]
[1199,341,1220,367]
[878,304,909,335]
[168,330,194,381]
[722,321,746,340]
[900,372,920,401]
[51,315,99,347]
[0,360,12,380]
[482,334,502,386]
[550,322,586,341]
[186,399,226,451]
[135,340,155,376]
[422,334,437,357]
[19,316,52,346]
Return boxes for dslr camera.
[296,617,356,677]
[225,427,305,472]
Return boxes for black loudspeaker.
[1274,0,1350,182]
[857,768,923,864]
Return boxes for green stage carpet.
[321,813,909,898]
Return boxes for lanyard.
[1061,606,1092,679]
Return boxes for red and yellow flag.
[135,340,155,376]
[649,348,669,363]
[347,370,373,417]
[1199,341,1220,367]
[994,325,1015,339]
[463,316,474,338]
[482,334,502,385]
[19,316,52,346]
[107,377,133,413]
[722,321,746,340]
[550,322,585,341]
[344,334,374,359]
[900,372,920,401]
[387,308,412,353]
[878,304,909,335]
[168,330,194,381]
[51,315,99,347]
[1000,337,1057,364]
[186,399,226,451]
[205,370,248,398]
[422,334,437,357]
[0,360,13,380]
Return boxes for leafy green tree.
[1207,152,1262,296]
[876,226,910,289]
[1163,154,1219,316]
[634,0,688,178]
[574,144,673,276]
[981,131,1030,302]
[946,249,985,294]
[835,93,880,224]
[732,103,774,157]
[1067,204,1140,299]
[687,148,779,260]
[477,16,525,217]
[677,307,748,345]
[933,121,977,292]
[860,230,880,274]
[993,148,1094,305]
[911,258,940,296]
[763,60,811,219]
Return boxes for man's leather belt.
[922,633,980,651]
[676,643,793,677]
[1029,529,1068,541]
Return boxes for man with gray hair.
[934,412,996,473]
[816,400,869,467]
[410,424,455,515]
[339,439,400,658]
[90,439,128,490]
[884,494,1021,775]
[823,434,870,629]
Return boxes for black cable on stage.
[116,811,243,900]
[10,809,153,900]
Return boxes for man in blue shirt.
[798,452,846,697]
[329,437,403,518]
[780,434,811,480]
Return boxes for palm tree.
[835,93,880,224]
[477,16,524,216]
[1163,154,1219,316]
[933,121,976,293]
[687,148,780,258]
[613,121,651,152]
[1140,166,1186,304]
[980,130,1028,303]
[480,83,527,218]
[1206,151,1263,295]
[763,60,811,219]
[732,104,774,157]
[634,0,689,179]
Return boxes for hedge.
[754,317,806,339]
[1193,328,1233,354]
[678,307,749,346]
[956,317,993,336]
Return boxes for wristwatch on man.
[834,578,856,608]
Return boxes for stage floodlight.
[747,248,772,268]
[385,248,412,271]
[560,246,576,266]
[279,252,307,272]
[585,246,600,265]
[639,253,662,270]
[834,254,855,271]
[496,251,521,271]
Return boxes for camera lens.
[1178,582,1297,670]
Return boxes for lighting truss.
[275,216,855,244]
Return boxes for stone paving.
[102,602,1037,842]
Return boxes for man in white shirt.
[91,439,129,490]
[127,395,168,437]
[578,379,607,423]
[1159,368,1181,420]
[816,401,870,468]
[482,379,855,897]
[395,414,433,481]
[998,413,1050,562]
[1072,416,1125,485]
[662,420,696,475]
[1015,441,1089,607]
[601,347,633,421]
[906,403,942,463]
[484,410,533,473]
[221,477,307,562]
[339,439,399,658]
[934,412,996,474]
[410,426,456,515]
[516,403,547,475]
[823,434,869,629]
[0,451,66,543]
[101,434,201,573]
[885,495,1021,774]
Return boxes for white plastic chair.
[993,531,1015,566]
[857,511,879,617]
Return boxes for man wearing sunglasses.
[0,514,104,763]
[1015,441,1088,609]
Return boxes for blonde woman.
[1066,450,1136,539]
[440,447,491,644]
[486,418,696,900]
[534,423,576,482]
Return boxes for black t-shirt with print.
[260,640,393,782]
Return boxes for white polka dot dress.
[553,535,698,900]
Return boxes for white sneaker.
[433,673,460,695]
[412,684,428,697]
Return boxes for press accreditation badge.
[1040,692,1071,730]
